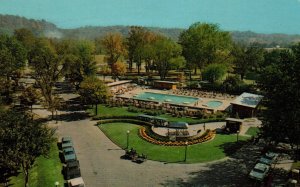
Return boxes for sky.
[1,0,300,34]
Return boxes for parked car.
[67,177,85,187]
[265,152,279,161]
[63,147,77,163]
[63,160,81,180]
[249,163,270,181]
[258,152,279,165]
[61,137,73,150]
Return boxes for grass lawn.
[88,104,141,117]
[292,161,300,170]
[9,143,64,187]
[245,127,260,137]
[91,104,221,124]
[99,122,249,163]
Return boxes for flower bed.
[139,127,216,146]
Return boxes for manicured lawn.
[88,104,141,117]
[91,104,222,124]
[99,122,249,163]
[9,143,64,187]
[245,127,260,137]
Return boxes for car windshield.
[253,168,264,173]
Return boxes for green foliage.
[79,76,110,105]
[152,37,183,80]
[232,43,264,80]
[258,45,300,157]
[0,35,26,102]
[0,110,55,186]
[9,143,64,187]
[202,63,227,83]
[245,127,260,137]
[179,22,232,72]
[127,107,163,116]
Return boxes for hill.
[1,14,300,47]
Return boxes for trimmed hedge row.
[97,118,153,127]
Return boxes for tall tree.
[0,110,54,187]
[0,35,26,102]
[152,37,182,80]
[78,76,110,115]
[101,33,126,70]
[179,22,232,75]
[55,39,97,89]
[29,38,62,116]
[111,61,127,81]
[232,43,264,80]
[258,46,300,158]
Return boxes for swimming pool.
[134,92,199,104]
[206,101,223,108]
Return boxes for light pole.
[184,141,188,162]
[55,181,59,187]
[126,130,130,149]
[236,130,240,142]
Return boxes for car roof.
[62,137,72,141]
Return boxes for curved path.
[33,101,266,187]
[52,117,227,187]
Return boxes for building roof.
[154,80,179,84]
[231,92,263,108]
[225,118,244,123]
[168,122,189,129]
[107,80,132,87]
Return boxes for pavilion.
[231,92,263,118]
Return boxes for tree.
[99,64,111,81]
[152,37,182,80]
[13,28,36,58]
[101,33,126,70]
[111,61,127,81]
[169,56,186,70]
[126,26,145,72]
[29,38,62,116]
[78,76,111,115]
[257,47,300,159]
[0,110,54,187]
[232,43,264,80]
[56,39,97,89]
[0,35,26,102]
[202,63,227,83]
[19,86,41,112]
[179,22,232,75]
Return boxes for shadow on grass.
[160,141,269,186]
[161,159,253,187]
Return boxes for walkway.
[32,94,290,187]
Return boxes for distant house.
[231,92,263,118]
[153,81,179,90]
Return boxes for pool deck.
[118,88,235,111]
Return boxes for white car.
[249,163,270,181]
[68,177,85,187]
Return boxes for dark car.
[61,137,73,150]
[63,147,77,163]
[63,160,81,180]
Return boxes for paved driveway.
[55,117,212,187]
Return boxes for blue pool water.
[206,101,223,108]
[134,92,199,104]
